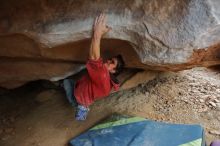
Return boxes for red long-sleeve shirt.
[74,58,119,107]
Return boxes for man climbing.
[63,13,125,121]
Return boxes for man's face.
[104,57,118,73]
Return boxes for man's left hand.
[93,13,111,38]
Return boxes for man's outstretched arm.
[89,13,111,60]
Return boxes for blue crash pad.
[69,116,205,146]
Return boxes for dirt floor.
[0,67,220,146]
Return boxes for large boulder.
[0,0,220,89]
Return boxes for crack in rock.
[143,22,170,51]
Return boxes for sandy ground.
[0,67,220,146]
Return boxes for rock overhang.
[0,0,220,89]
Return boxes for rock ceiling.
[0,0,220,88]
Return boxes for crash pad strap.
[90,117,146,131]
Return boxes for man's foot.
[75,105,89,121]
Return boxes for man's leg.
[63,79,89,121]
[63,79,77,107]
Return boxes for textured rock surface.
[0,0,220,88]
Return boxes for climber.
[63,13,125,121]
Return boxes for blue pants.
[63,79,89,121]
[63,79,77,107]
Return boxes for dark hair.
[110,55,125,84]
[114,54,125,76]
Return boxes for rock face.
[0,0,220,89]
